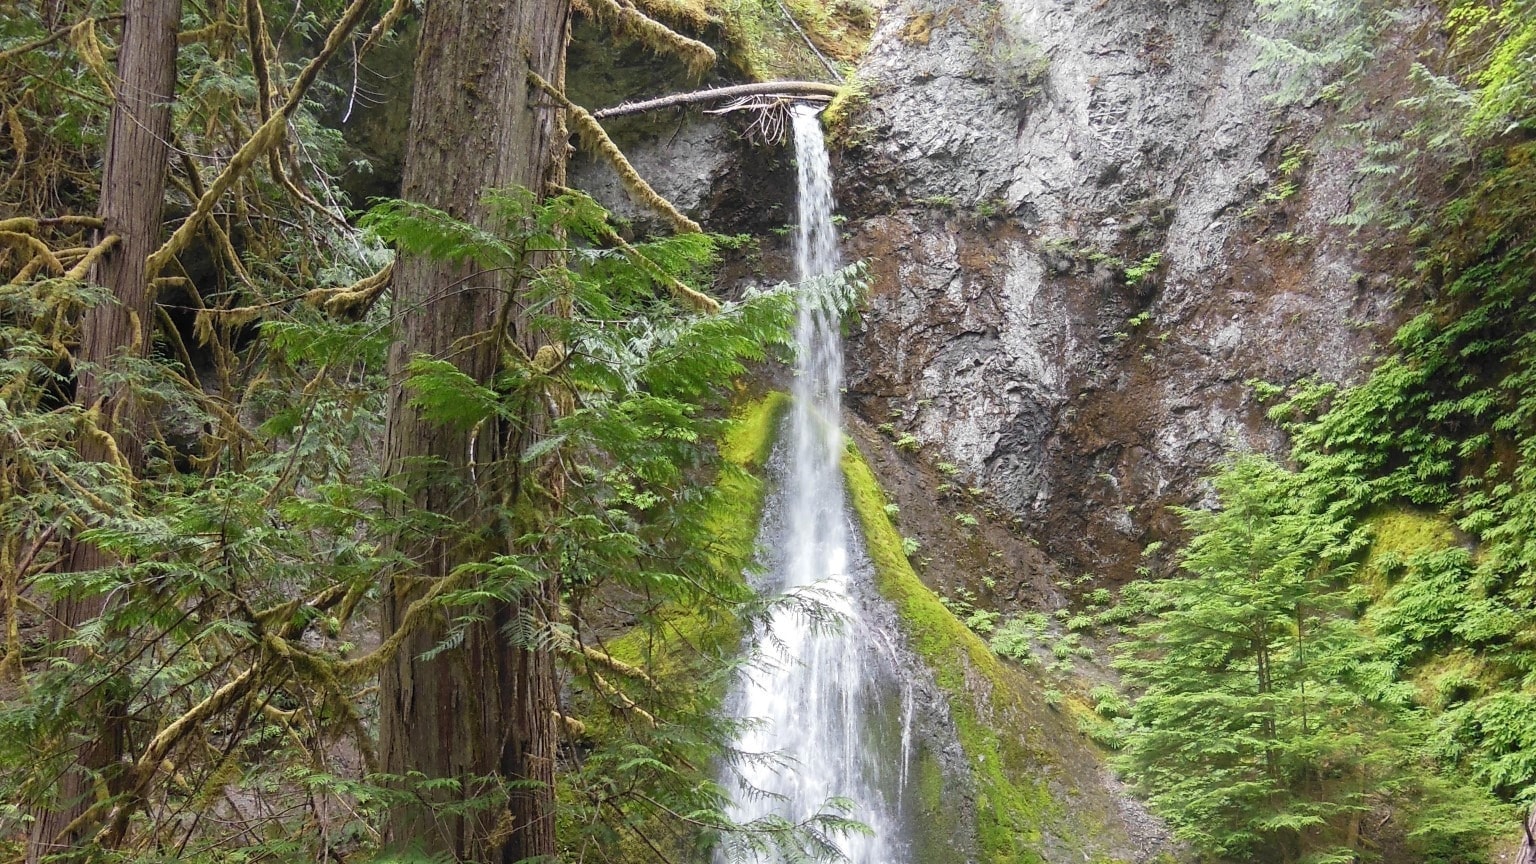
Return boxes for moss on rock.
[605,389,789,675]
[1360,508,1457,598]
[842,438,1062,863]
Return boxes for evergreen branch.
[333,565,476,683]
[0,230,64,275]
[544,183,720,313]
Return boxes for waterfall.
[720,106,916,863]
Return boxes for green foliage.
[365,189,876,859]
[989,613,1047,665]
[1114,456,1500,861]
[1446,0,1536,137]
[0,182,850,860]
[1123,253,1162,286]
[1,282,397,860]
[1252,0,1379,107]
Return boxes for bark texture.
[27,0,179,858]
[377,0,571,860]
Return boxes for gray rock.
[839,0,1408,586]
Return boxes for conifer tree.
[374,0,573,858]
[1117,457,1383,861]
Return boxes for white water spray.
[721,106,915,863]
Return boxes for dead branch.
[771,0,842,82]
[590,80,842,120]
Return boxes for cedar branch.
[144,0,374,277]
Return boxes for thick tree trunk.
[26,1,178,860]
[377,0,570,860]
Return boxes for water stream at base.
[720,106,918,863]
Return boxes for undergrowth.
[1110,1,1536,858]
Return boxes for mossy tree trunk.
[26,0,179,859]
[377,0,570,860]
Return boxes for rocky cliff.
[835,0,1426,587]
[342,2,1425,592]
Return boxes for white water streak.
[722,106,911,864]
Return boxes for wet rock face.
[838,0,1410,581]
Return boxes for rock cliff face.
[835,0,1415,584]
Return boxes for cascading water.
[720,106,920,862]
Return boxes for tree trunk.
[377,0,570,860]
[27,1,178,859]
[1516,806,1536,864]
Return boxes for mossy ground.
[1360,508,1457,599]
[842,438,1064,864]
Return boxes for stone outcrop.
[836,0,1418,582]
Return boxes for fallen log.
[591,80,843,120]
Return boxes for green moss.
[1361,508,1456,597]
[821,73,868,149]
[719,389,787,470]
[909,743,967,863]
[605,391,788,676]
[1412,648,1500,710]
[842,439,1059,864]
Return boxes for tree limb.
[144,0,375,277]
[591,80,842,120]
[530,72,705,237]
